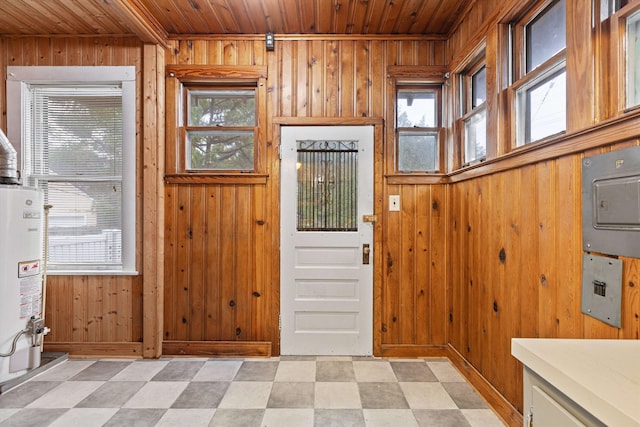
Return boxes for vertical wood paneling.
[399,185,416,343]
[204,186,222,340]
[159,39,447,358]
[415,186,430,345]
[429,184,446,344]
[325,40,339,117]
[341,41,355,116]
[448,144,640,412]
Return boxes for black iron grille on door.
[296,139,358,232]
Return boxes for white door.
[280,126,374,356]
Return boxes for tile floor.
[0,356,506,427]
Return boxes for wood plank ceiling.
[0,0,469,41]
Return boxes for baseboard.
[44,342,143,358]
[379,344,450,358]
[162,340,272,357]
[447,344,523,427]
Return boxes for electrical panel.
[582,145,640,258]
[581,254,622,328]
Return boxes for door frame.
[272,117,384,356]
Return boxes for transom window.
[512,0,567,146]
[185,86,257,171]
[395,85,442,172]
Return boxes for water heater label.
[23,209,41,219]
[20,275,42,319]
[18,260,40,278]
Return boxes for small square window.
[187,130,254,170]
[397,90,437,127]
[188,89,255,127]
[184,86,257,171]
[397,131,439,172]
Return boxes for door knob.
[363,244,370,264]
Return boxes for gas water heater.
[0,130,49,385]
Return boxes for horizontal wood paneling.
[0,36,146,352]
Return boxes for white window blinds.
[24,85,125,270]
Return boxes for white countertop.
[512,338,640,426]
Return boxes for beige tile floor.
[0,356,506,427]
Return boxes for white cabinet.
[512,339,640,427]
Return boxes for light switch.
[389,195,400,211]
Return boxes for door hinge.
[278,145,283,160]
[279,314,282,331]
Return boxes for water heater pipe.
[40,204,53,350]
[0,129,19,184]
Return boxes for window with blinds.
[23,85,125,271]
[6,66,136,274]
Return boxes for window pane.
[397,90,436,127]
[398,131,438,171]
[519,69,566,144]
[472,66,487,108]
[601,0,632,20]
[187,130,254,170]
[627,10,640,107]
[464,109,486,163]
[526,0,566,72]
[296,140,358,232]
[44,181,122,269]
[30,88,122,178]
[188,89,255,126]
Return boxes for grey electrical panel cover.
[582,145,640,258]
[581,253,622,328]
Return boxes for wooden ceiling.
[0,0,470,43]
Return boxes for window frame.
[165,65,268,184]
[183,84,258,172]
[509,0,567,148]
[6,66,137,275]
[625,8,640,108]
[459,57,488,166]
[597,0,640,116]
[394,83,444,174]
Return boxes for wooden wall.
[448,143,640,413]
[446,0,640,418]
[3,3,639,423]
[0,36,149,356]
[162,37,450,356]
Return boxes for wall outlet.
[389,195,400,211]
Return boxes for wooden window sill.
[386,174,448,185]
[165,174,269,185]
